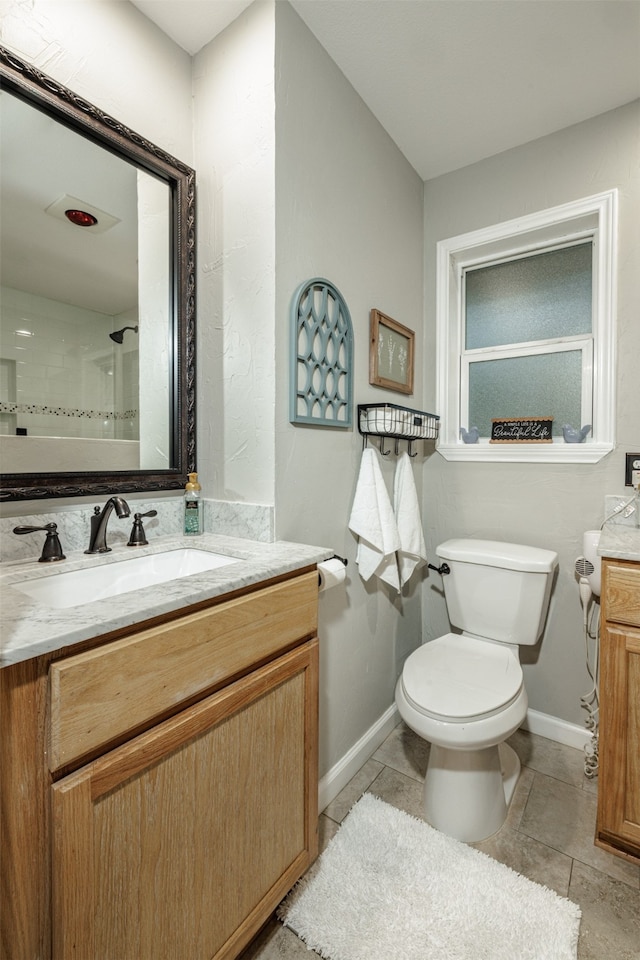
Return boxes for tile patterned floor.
[241,724,640,960]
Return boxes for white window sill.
[436,440,614,464]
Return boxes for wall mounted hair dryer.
[574,530,601,616]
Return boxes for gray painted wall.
[422,100,640,726]
[274,2,426,776]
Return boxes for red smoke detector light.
[65,209,98,227]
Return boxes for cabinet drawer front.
[49,571,318,771]
[604,563,640,627]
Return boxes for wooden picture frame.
[369,310,414,395]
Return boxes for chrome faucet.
[85,496,131,554]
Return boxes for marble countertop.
[0,533,333,667]
[598,524,640,562]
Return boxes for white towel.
[393,452,427,586]
[348,447,400,590]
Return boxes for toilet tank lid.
[436,539,558,573]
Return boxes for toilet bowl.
[395,539,557,843]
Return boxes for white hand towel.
[348,447,400,590]
[393,451,427,586]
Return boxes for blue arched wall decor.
[289,277,353,427]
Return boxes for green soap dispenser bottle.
[184,472,202,535]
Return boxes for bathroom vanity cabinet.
[1,569,320,960]
[596,556,640,864]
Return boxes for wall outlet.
[625,452,640,486]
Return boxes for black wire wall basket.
[357,403,440,456]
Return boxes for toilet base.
[423,741,521,843]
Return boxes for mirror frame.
[0,45,196,502]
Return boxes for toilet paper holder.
[317,554,348,591]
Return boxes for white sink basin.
[13,548,240,609]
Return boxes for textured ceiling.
[134,0,640,179]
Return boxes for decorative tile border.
[0,402,137,421]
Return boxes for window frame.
[461,337,594,439]
[436,190,617,463]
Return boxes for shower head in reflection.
[109,325,138,344]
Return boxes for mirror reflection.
[0,89,171,473]
[0,44,195,502]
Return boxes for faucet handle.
[127,510,157,547]
[13,523,66,562]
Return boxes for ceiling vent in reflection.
[45,194,120,234]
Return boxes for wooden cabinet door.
[51,640,318,960]
[597,623,640,859]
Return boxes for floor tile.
[318,812,339,853]
[570,860,640,960]
[239,919,320,959]
[474,823,573,897]
[470,764,573,896]
[322,758,384,824]
[371,720,430,781]
[244,720,639,959]
[509,728,590,789]
[520,771,640,888]
[502,763,535,831]
[582,773,599,796]
[366,764,426,821]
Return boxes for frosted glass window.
[468,351,583,437]
[436,190,616,462]
[465,242,592,350]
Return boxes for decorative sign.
[490,417,553,443]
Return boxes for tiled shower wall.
[0,285,139,440]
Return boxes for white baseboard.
[318,704,590,812]
[318,704,400,812]
[522,708,591,750]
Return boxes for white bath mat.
[279,793,581,960]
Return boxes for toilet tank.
[436,539,558,645]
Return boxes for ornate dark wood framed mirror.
[0,45,195,502]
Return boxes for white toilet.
[395,538,558,843]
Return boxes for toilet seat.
[401,633,523,722]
